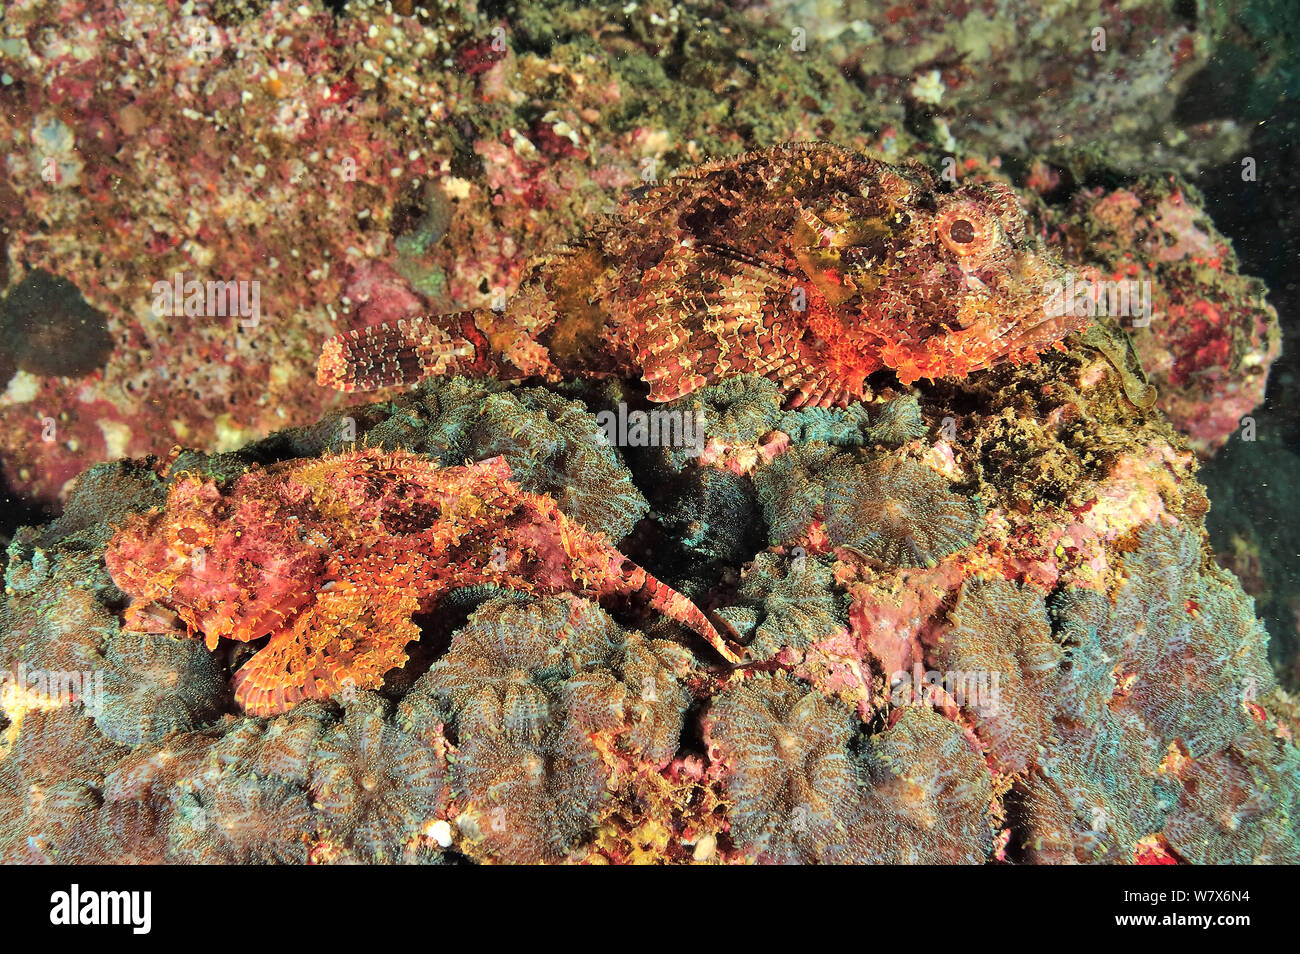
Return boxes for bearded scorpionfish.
[318,141,1114,407]
[106,449,740,716]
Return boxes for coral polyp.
[823,454,984,568]
[309,706,448,864]
[704,671,867,863]
[398,595,695,863]
[704,672,994,863]
[937,577,1060,775]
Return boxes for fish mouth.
[973,255,1087,363]
[881,251,1085,384]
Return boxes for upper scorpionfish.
[318,141,1089,407]
[105,448,738,716]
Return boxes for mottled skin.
[105,449,739,716]
[318,142,1084,406]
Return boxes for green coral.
[823,454,983,567]
[719,551,848,660]
[706,672,993,863]
[397,594,694,863]
[1028,522,1289,862]
[778,394,924,447]
[753,441,844,546]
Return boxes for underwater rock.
[741,0,1239,176]
[1050,176,1280,456]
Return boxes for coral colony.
[0,2,1297,868]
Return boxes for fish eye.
[948,219,976,244]
[936,201,998,259]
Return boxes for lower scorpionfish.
[318,141,1095,407]
[105,449,739,716]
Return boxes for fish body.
[318,142,1083,407]
[106,450,738,716]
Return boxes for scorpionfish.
[105,449,738,716]
[318,141,1087,407]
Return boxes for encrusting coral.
[94,630,223,745]
[1018,522,1287,863]
[1,332,1297,863]
[753,441,844,547]
[468,388,650,542]
[704,671,994,863]
[754,444,983,567]
[397,594,694,863]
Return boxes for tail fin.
[614,562,743,664]
[317,311,503,392]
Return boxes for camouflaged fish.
[318,141,1109,408]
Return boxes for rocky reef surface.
[0,0,1279,507]
[2,349,1297,864]
[1,0,1297,866]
